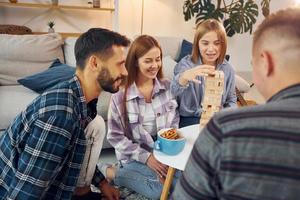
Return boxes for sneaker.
[97,162,118,182]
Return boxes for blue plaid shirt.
[0,76,103,200]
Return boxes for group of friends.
[0,7,300,200]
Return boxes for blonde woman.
[171,19,237,127]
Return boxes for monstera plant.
[183,0,271,37]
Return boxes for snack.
[160,128,180,140]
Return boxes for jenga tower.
[200,71,224,127]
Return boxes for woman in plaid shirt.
[105,35,180,199]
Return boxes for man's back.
[172,84,300,200]
[216,84,300,199]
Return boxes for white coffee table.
[153,124,202,200]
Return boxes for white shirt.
[142,103,157,136]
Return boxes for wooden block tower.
[200,71,224,127]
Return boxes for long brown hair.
[122,35,163,139]
[191,19,227,65]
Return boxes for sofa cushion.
[18,59,75,93]
[0,85,39,131]
[0,33,64,85]
[176,39,193,62]
[235,74,250,93]
[162,56,177,81]
[64,37,77,67]
[154,37,182,60]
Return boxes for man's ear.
[261,51,275,77]
[87,55,101,71]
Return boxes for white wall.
[0,0,298,71]
[227,0,298,71]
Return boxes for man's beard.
[97,67,125,93]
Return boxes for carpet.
[91,185,151,200]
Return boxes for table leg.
[160,167,176,200]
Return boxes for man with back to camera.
[0,28,130,200]
[171,7,300,200]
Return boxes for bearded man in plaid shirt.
[0,28,130,200]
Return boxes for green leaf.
[227,0,258,35]
[183,0,194,21]
[223,19,236,37]
[195,0,224,25]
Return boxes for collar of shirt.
[71,75,90,126]
[126,77,167,101]
[268,83,300,103]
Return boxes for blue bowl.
[154,128,186,155]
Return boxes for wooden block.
[200,71,224,126]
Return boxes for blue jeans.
[114,161,180,199]
[179,116,200,128]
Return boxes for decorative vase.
[9,0,18,3]
[51,0,58,6]
[48,27,55,33]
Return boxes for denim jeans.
[179,116,200,128]
[114,161,180,200]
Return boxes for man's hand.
[99,180,120,200]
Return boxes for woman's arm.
[224,67,237,108]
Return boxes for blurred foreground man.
[171,7,300,200]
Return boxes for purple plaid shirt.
[107,78,179,164]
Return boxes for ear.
[87,55,101,72]
[261,51,275,77]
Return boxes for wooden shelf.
[33,32,82,38]
[0,2,114,11]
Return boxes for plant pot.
[48,28,55,33]
[51,0,58,6]
[93,0,100,8]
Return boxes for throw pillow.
[0,33,64,85]
[18,59,75,93]
[235,74,250,93]
[176,39,193,62]
[162,56,177,81]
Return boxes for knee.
[85,115,106,139]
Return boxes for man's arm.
[7,116,74,199]
[171,119,222,200]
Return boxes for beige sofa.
[0,33,250,148]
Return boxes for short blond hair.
[191,19,227,65]
[253,7,300,50]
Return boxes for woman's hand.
[146,154,168,178]
[179,65,215,86]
